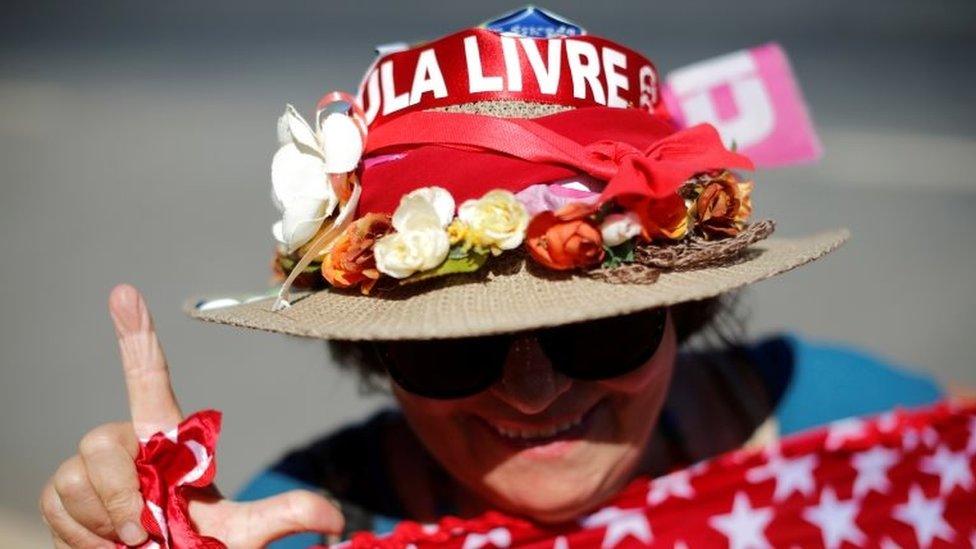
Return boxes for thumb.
[229,490,345,546]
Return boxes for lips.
[491,414,586,440]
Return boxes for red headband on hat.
[358,28,667,128]
[353,28,750,217]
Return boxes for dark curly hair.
[327,292,747,391]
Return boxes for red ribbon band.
[359,108,753,216]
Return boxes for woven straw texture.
[434,100,572,118]
[188,229,849,340]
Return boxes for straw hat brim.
[186,228,849,341]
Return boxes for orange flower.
[525,203,605,270]
[321,213,393,294]
[691,173,754,239]
[613,192,689,242]
[638,193,690,241]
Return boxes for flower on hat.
[630,193,690,242]
[322,213,393,294]
[393,187,456,232]
[600,211,643,247]
[374,186,454,278]
[452,190,530,255]
[688,172,754,239]
[374,231,451,279]
[525,203,605,270]
[271,104,364,252]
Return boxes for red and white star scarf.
[129,402,976,548]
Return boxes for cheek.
[589,313,677,455]
[392,385,481,461]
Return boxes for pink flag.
[662,43,822,168]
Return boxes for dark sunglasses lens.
[541,308,667,380]
[377,336,509,399]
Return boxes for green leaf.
[601,240,636,268]
[278,255,320,274]
[400,248,489,284]
[448,245,470,260]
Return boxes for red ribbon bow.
[363,108,754,207]
[120,410,223,549]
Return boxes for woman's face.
[393,310,677,522]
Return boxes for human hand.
[40,284,344,547]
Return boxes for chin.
[477,444,641,523]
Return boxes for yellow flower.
[447,219,475,249]
[456,190,529,255]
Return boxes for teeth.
[492,414,585,440]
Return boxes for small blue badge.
[482,6,586,38]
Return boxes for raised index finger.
[108,284,183,439]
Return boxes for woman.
[39,287,943,548]
[39,10,945,548]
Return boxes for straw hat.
[187,11,848,340]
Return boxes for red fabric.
[358,107,752,216]
[358,28,667,128]
[119,410,224,549]
[340,402,976,548]
[130,403,976,548]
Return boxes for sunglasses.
[372,308,667,399]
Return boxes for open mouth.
[480,399,604,451]
[493,414,586,440]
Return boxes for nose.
[489,335,572,414]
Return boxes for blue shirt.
[236,334,942,547]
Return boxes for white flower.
[271,104,364,252]
[401,186,455,228]
[457,190,529,252]
[393,187,455,232]
[600,211,643,246]
[374,186,455,278]
[374,230,450,279]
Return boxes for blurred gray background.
[2,1,974,543]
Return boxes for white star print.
[461,527,511,549]
[877,411,899,433]
[708,492,773,549]
[851,446,899,497]
[802,487,867,549]
[647,469,695,506]
[746,452,818,501]
[892,485,954,547]
[580,506,652,548]
[825,417,866,450]
[902,429,920,451]
[878,537,902,549]
[903,426,939,452]
[920,444,975,495]
[553,536,568,549]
